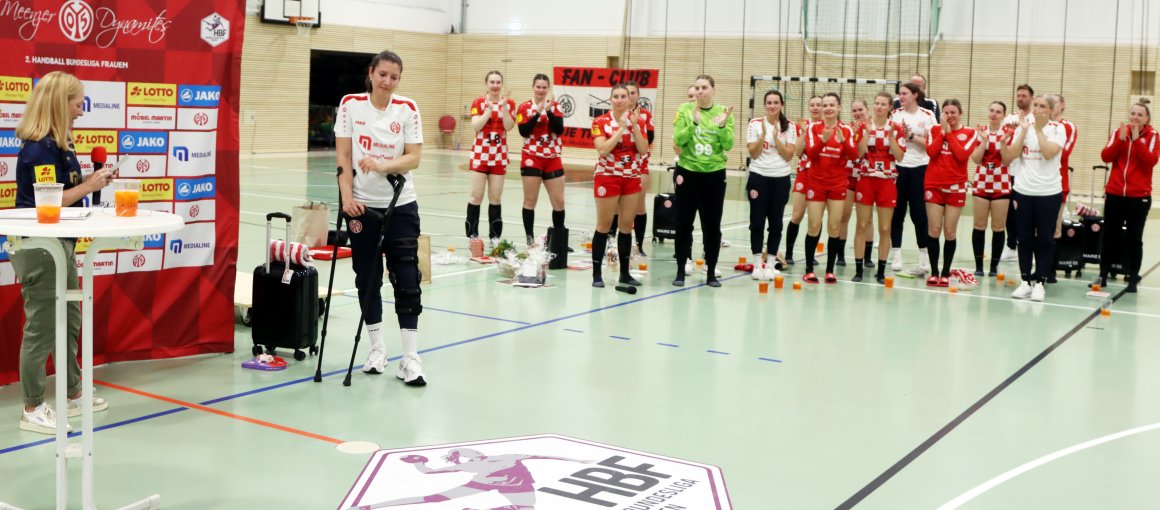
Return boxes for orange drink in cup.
[33,183,63,224]
[884,276,895,288]
[774,275,784,289]
[114,180,140,217]
[758,281,769,294]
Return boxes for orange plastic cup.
[816,242,825,253]
[884,276,895,288]
[638,263,648,271]
[996,273,1006,281]
[115,190,139,217]
[792,281,802,290]
[739,256,747,264]
[774,275,785,289]
[695,259,705,269]
[1100,307,1112,316]
[758,281,769,294]
[1091,284,1102,292]
[948,287,959,293]
[36,205,61,224]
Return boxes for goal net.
[748,76,901,125]
[802,0,942,59]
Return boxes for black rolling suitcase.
[652,167,678,243]
[1056,219,1086,278]
[251,212,319,361]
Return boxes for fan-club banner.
[552,67,659,149]
[0,0,245,385]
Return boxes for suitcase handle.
[265,212,293,273]
[267,212,291,222]
[1089,165,1110,207]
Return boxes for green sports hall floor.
[1,149,1158,509]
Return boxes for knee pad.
[387,237,423,315]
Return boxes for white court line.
[937,421,1160,509]
[843,278,1160,319]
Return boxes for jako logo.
[58,0,94,43]
[358,136,372,151]
[173,146,189,162]
[177,182,191,196]
[169,239,182,254]
[82,96,92,112]
[122,136,135,149]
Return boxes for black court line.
[836,260,1159,509]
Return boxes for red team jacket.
[804,122,858,190]
[925,125,980,189]
[1101,124,1160,198]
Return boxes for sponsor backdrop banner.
[0,0,245,385]
[552,67,659,149]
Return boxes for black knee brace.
[387,237,423,316]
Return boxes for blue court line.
[707,350,731,355]
[0,274,744,457]
[563,329,585,333]
[758,357,783,363]
[609,335,632,341]
[657,343,680,348]
[0,408,189,455]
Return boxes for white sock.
[367,322,383,349]
[752,253,762,263]
[401,329,418,356]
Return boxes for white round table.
[0,208,182,510]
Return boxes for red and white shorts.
[805,184,848,202]
[855,177,897,208]
[847,176,859,191]
[519,154,564,179]
[925,186,967,207]
[470,161,507,175]
[593,174,642,198]
[793,170,812,193]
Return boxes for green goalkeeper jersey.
[672,102,735,172]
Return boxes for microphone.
[91,146,108,205]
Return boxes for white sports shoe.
[918,248,931,274]
[66,393,109,417]
[1000,246,1018,262]
[720,239,731,248]
[890,248,904,272]
[684,261,694,276]
[1030,282,1046,302]
[1012,281,1033,299]
[361,344,387,374]
[396,354,427,387]
[20,403,70,435]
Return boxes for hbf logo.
[173,146,189,162]
[177,85,221,107]
[121,132,168,154]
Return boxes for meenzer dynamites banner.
[0,0,245,385]
[553,67,659,149]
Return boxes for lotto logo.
[390,121,401,134]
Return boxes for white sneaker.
[720,239,731,248]
[361,344,387,374]
[1000,246,1018,262]
[20,403,70,435]
[890,248,903,271]
[1012,281,1033,299]
[714,267,723,278]
[66,393,109,417]
[918,248,931,274]
[1030,282,1046,302]
[396,354,427,387]
[684,261,694,276]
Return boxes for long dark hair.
[365,50,403,93]
[901,82,925,106]
[763,89,790,132]
[532,73,550,86]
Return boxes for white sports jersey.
[890,107,937,167]
[335,93,423,208]
[747,117,796,178]
[1002,110,1034,178]
[1012,122,1066,196]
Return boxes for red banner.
[0,0,244,385]
[552,66,659,149]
